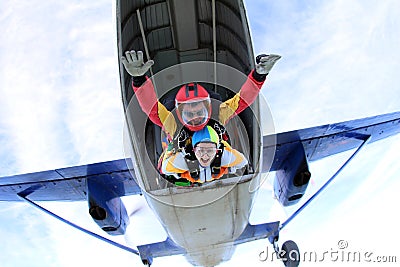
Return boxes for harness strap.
[186,158,200,179]
[211,142,224,175]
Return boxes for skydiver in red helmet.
[175,82,212,132]
[121,50,281,141]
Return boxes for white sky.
[1,0,400,266]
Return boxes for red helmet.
[175,83,211,131]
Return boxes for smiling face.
[194,142,218,167]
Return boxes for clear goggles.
[194,146,218,157]
[179,100,210,126]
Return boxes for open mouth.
[199,157,211,166]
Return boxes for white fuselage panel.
[144,175,260,266]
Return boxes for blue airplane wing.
[263,111,400,172]
[137,238,187,265]
[0,159,141,201]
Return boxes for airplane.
[1,1,400,266]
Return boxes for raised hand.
[121,50,154,77]
[255,54,281,75]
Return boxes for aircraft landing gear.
[142,259,151,266]
[141,257,152,266]
[272,237,300,267]
[280,240,300,267]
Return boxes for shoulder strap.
[211,142,225,175]
[172,126,200,180]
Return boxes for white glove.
[255,54,281,75]
[121,50,154,77]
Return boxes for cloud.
[0,1,126,265]
[0,1,124,174]
[250,0,400,132]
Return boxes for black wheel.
[280,240,300,267]
[142,259,151,266]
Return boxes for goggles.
[194,146,218,157]
[180,101,209,126]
